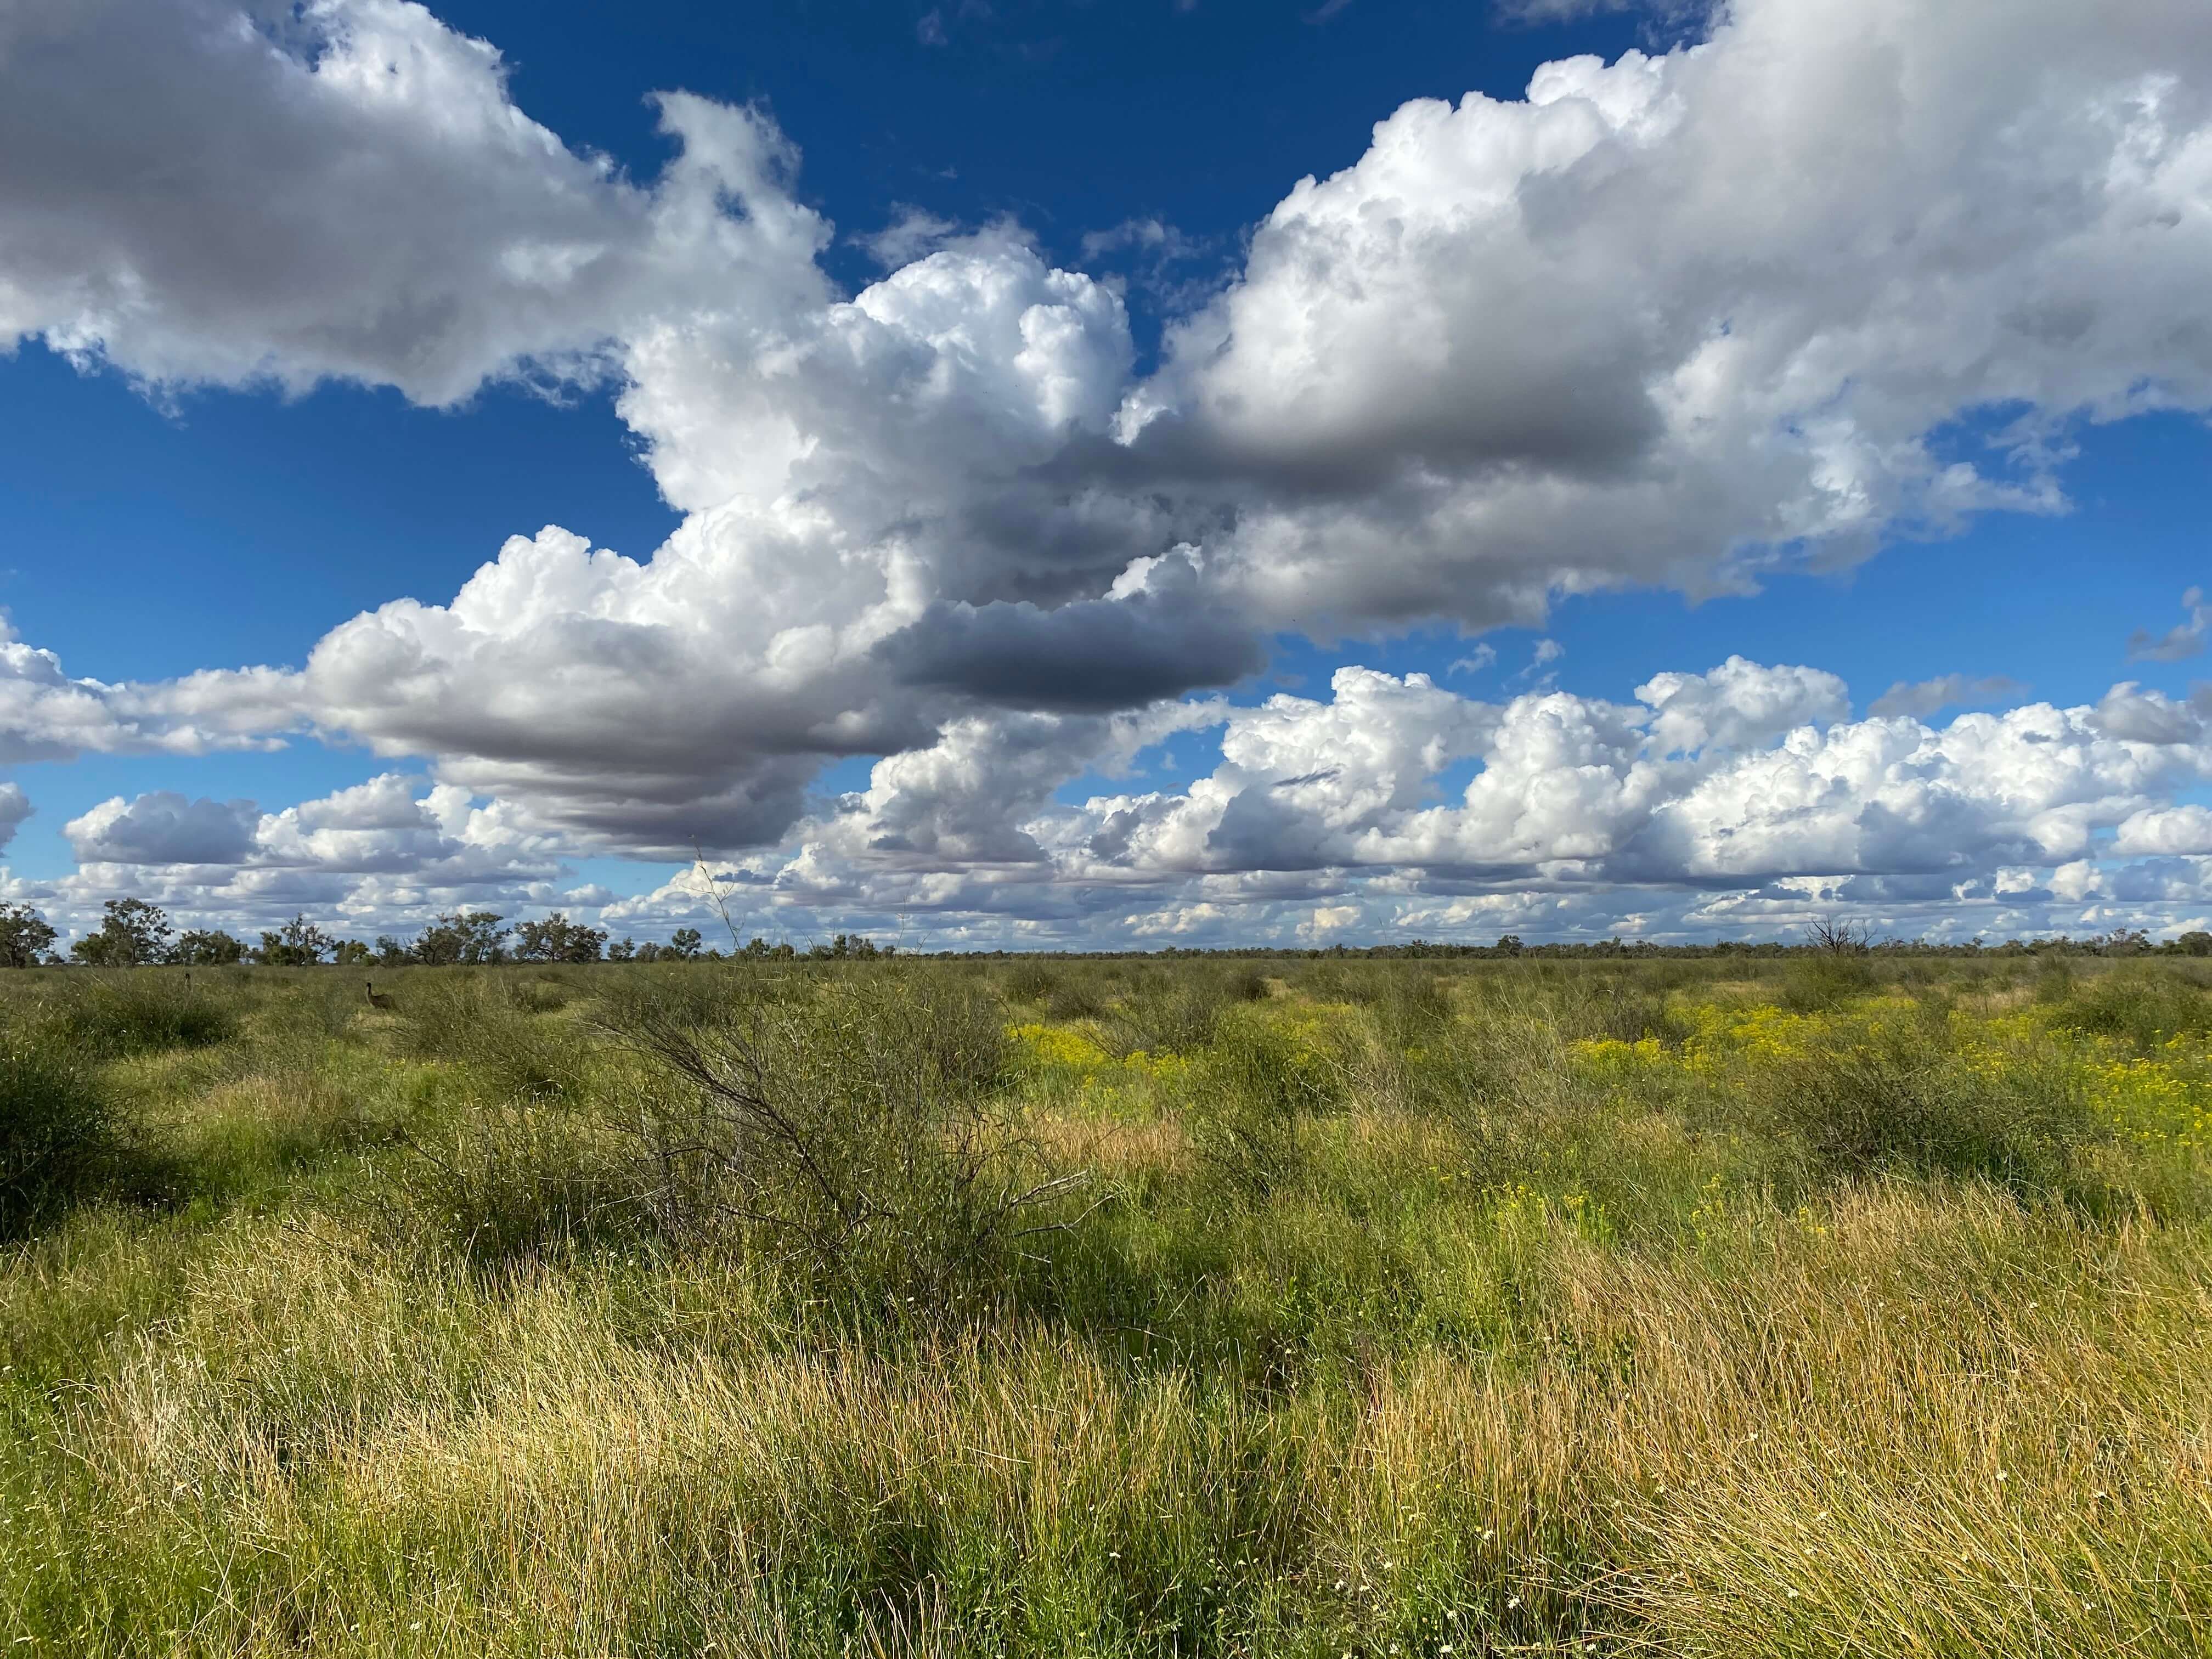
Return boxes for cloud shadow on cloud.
[880,592,1266,713]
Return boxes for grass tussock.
[5,954,2212,1654]
[0,1035,127,1235]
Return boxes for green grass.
[3,957,2212,1654]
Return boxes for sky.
[1,0,2209,953]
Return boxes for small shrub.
[602,974,1077,1302]
[510,976,574,1014]
[1749,1020,2101,1192]
[1043,978,1105,1020]
[1373,969,1453,1048]
[596,962,754,1032]
[2033,957,2078,1004]
[1003,962,1059,1003]
[397,975,591,1101]
[1406,995,1583,1130]
[0,1036,125,1233]
[1104,975,1229,1058]
[2049,968,2212,1051]
[1780,955,1878,1012]
[1577,979,1689,1046]
[35,975,236,1058]
[388,1095,637,1265]
[1188,1011,1344,1201]
[1297,962,1381,1005]
[1222,963,1273,1003]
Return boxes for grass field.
[5,953,2212,1655]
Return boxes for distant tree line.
[872,926,2212,962]
[0,896,2204,968]
[0,899,908,968]
[924,926,2212,961]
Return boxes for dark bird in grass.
[365,980,396,1011]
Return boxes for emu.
[364,980,396,1011]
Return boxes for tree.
[607,936,637,961]
[410,911,509,966]
[70,899,173,966]
[1804,918,1873,955]
[0,903,56,968]
[256,914,336,967]
[2174,931,2212,957]
[514,913,607,963]
[331,940,373,966]
[172,929,246,966]
[668,927,704,960]
[372,936,410,967]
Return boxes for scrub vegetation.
[5,952,2212,1655]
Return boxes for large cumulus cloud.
[1120,0,2212,631]
[46,660,2212,948]
[1004,661,2204,890]
[698,661,2212,947]
[0,0,828,402]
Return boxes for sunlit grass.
[5,957,2212,1654]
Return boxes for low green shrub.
[602,974,1068,1303]
[34,975,236,1058]
[1103,975,1230,1058]
[2050,967,2212,1050]
[509,975,574,1014]
[1371,968,1453,1048]
[1043,977,1105,1020]
[1187,1010,1346,1201]
[1003,961,1059,1003]
[1779,955,1879,1012]
[1222,963,1273,1003]
[387,1094,640,1265]
[397,974,592,1102]
[1748,1020,2101,1193]
[0,1035,126,1234]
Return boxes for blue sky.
[1,0,2209,949]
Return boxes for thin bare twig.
[691,839,748,955]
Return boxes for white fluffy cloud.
[33,773,569,940]
[1015,662,2202,889]
[2110,805,2212,858]
[0,622,295,763]
[1121,0,2212,632]
[53,652,2212,949]
[700,661,2212,947]
[5,0,2212,942]
[0,0,828,403]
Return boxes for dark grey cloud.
[0,784,29,854]
[883,586,1264,713]
[2127,588,2210,663]
[1868,674,2030,719]
[65,791,258,865]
